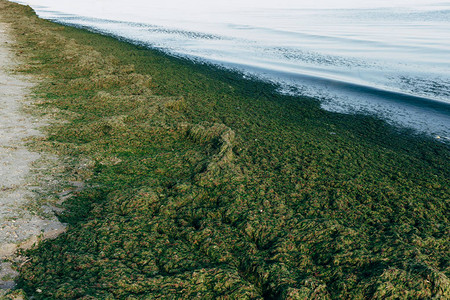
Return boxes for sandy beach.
[0,21,65,295]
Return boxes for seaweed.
[0,0,449,299]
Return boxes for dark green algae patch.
[1,1,449,299]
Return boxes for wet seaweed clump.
[1,0,449,299]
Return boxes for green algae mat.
[1,1,449,299]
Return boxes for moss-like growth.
[1,0,449,298]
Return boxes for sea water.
[12,0,450,139]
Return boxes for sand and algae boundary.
[1,0,449,298]
[0,16,68,297]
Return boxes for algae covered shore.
[1,1,449,298]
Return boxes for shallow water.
[13,0,450,139]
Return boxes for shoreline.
[48,19,450,142]
[23,6,450,140]
[54,21,450,147]
[1,1,449,298]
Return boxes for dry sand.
[0,22,65,294]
